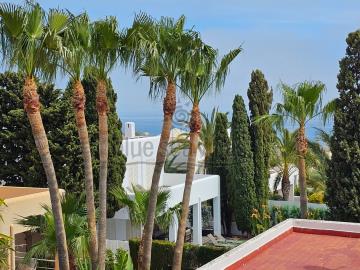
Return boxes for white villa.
[106,122,301,248]
[106,123,221,246]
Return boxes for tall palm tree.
[0,4,70,268]
[111,186,181,234]
[89,16,127,270]
[18,194,89,270]
[258,81,334,218]
[60,13,98,269]
[172,45,241,270]
[129,14,202,270]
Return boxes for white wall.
[164,173,220,207]
[121,136,164,189]
[0,188,65,235]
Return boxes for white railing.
[106,239,129,252]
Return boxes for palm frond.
[215,47,241,90]
[0,2,73,80]
[321,99,336,124]
[313,127,332,147]
[111,186,135,210]
[89,16,122,80]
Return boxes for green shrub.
[250,205,270,236]
[308,191,324,204]
[129,239,229,270]
[101,248,133,270]
[270,206,329,225]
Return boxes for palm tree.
[0,3,70,268]
[129,14,202,270]
[258,81,334,218]
[271,128,298,200]
[111,186,181,234]
[172,45,241,270]
[60,13,98,269]
[18,194,89,270]
[89,16,127,270]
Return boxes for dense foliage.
[0,72,126,216]
[247,70,273,207]
[0,72,65,187]
[207,113,232,235]
[129,239,229,270]
[230,95,256,233]
[327,30,360,222]
[105,248,133,270]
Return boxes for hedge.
[270,205,330,225]
[129,239,230,270]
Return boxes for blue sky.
[12,0,360,134]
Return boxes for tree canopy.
[230,95,256,233]
[247,70,273,206]
[208,112,232,235]
[0,72,126,216]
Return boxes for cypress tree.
[247,70,273,206]
[207,112,232,235]
[230,95,256,233]
[0,72,66,187]
[326,30,360,222]
[0,72,126,217]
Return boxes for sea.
[121,116,333,141]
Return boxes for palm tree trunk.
[138,81,176,270]
[72,80,98,269]
[282,164,290,200]
[96,79,109,270]
[297,124,308,218]
[23,76,69,270]
[172,104,201,270]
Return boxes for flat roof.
[228,230,360,270]
[0,186,48,199]
[199,219,360,270]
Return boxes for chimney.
[124,122,136,139]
